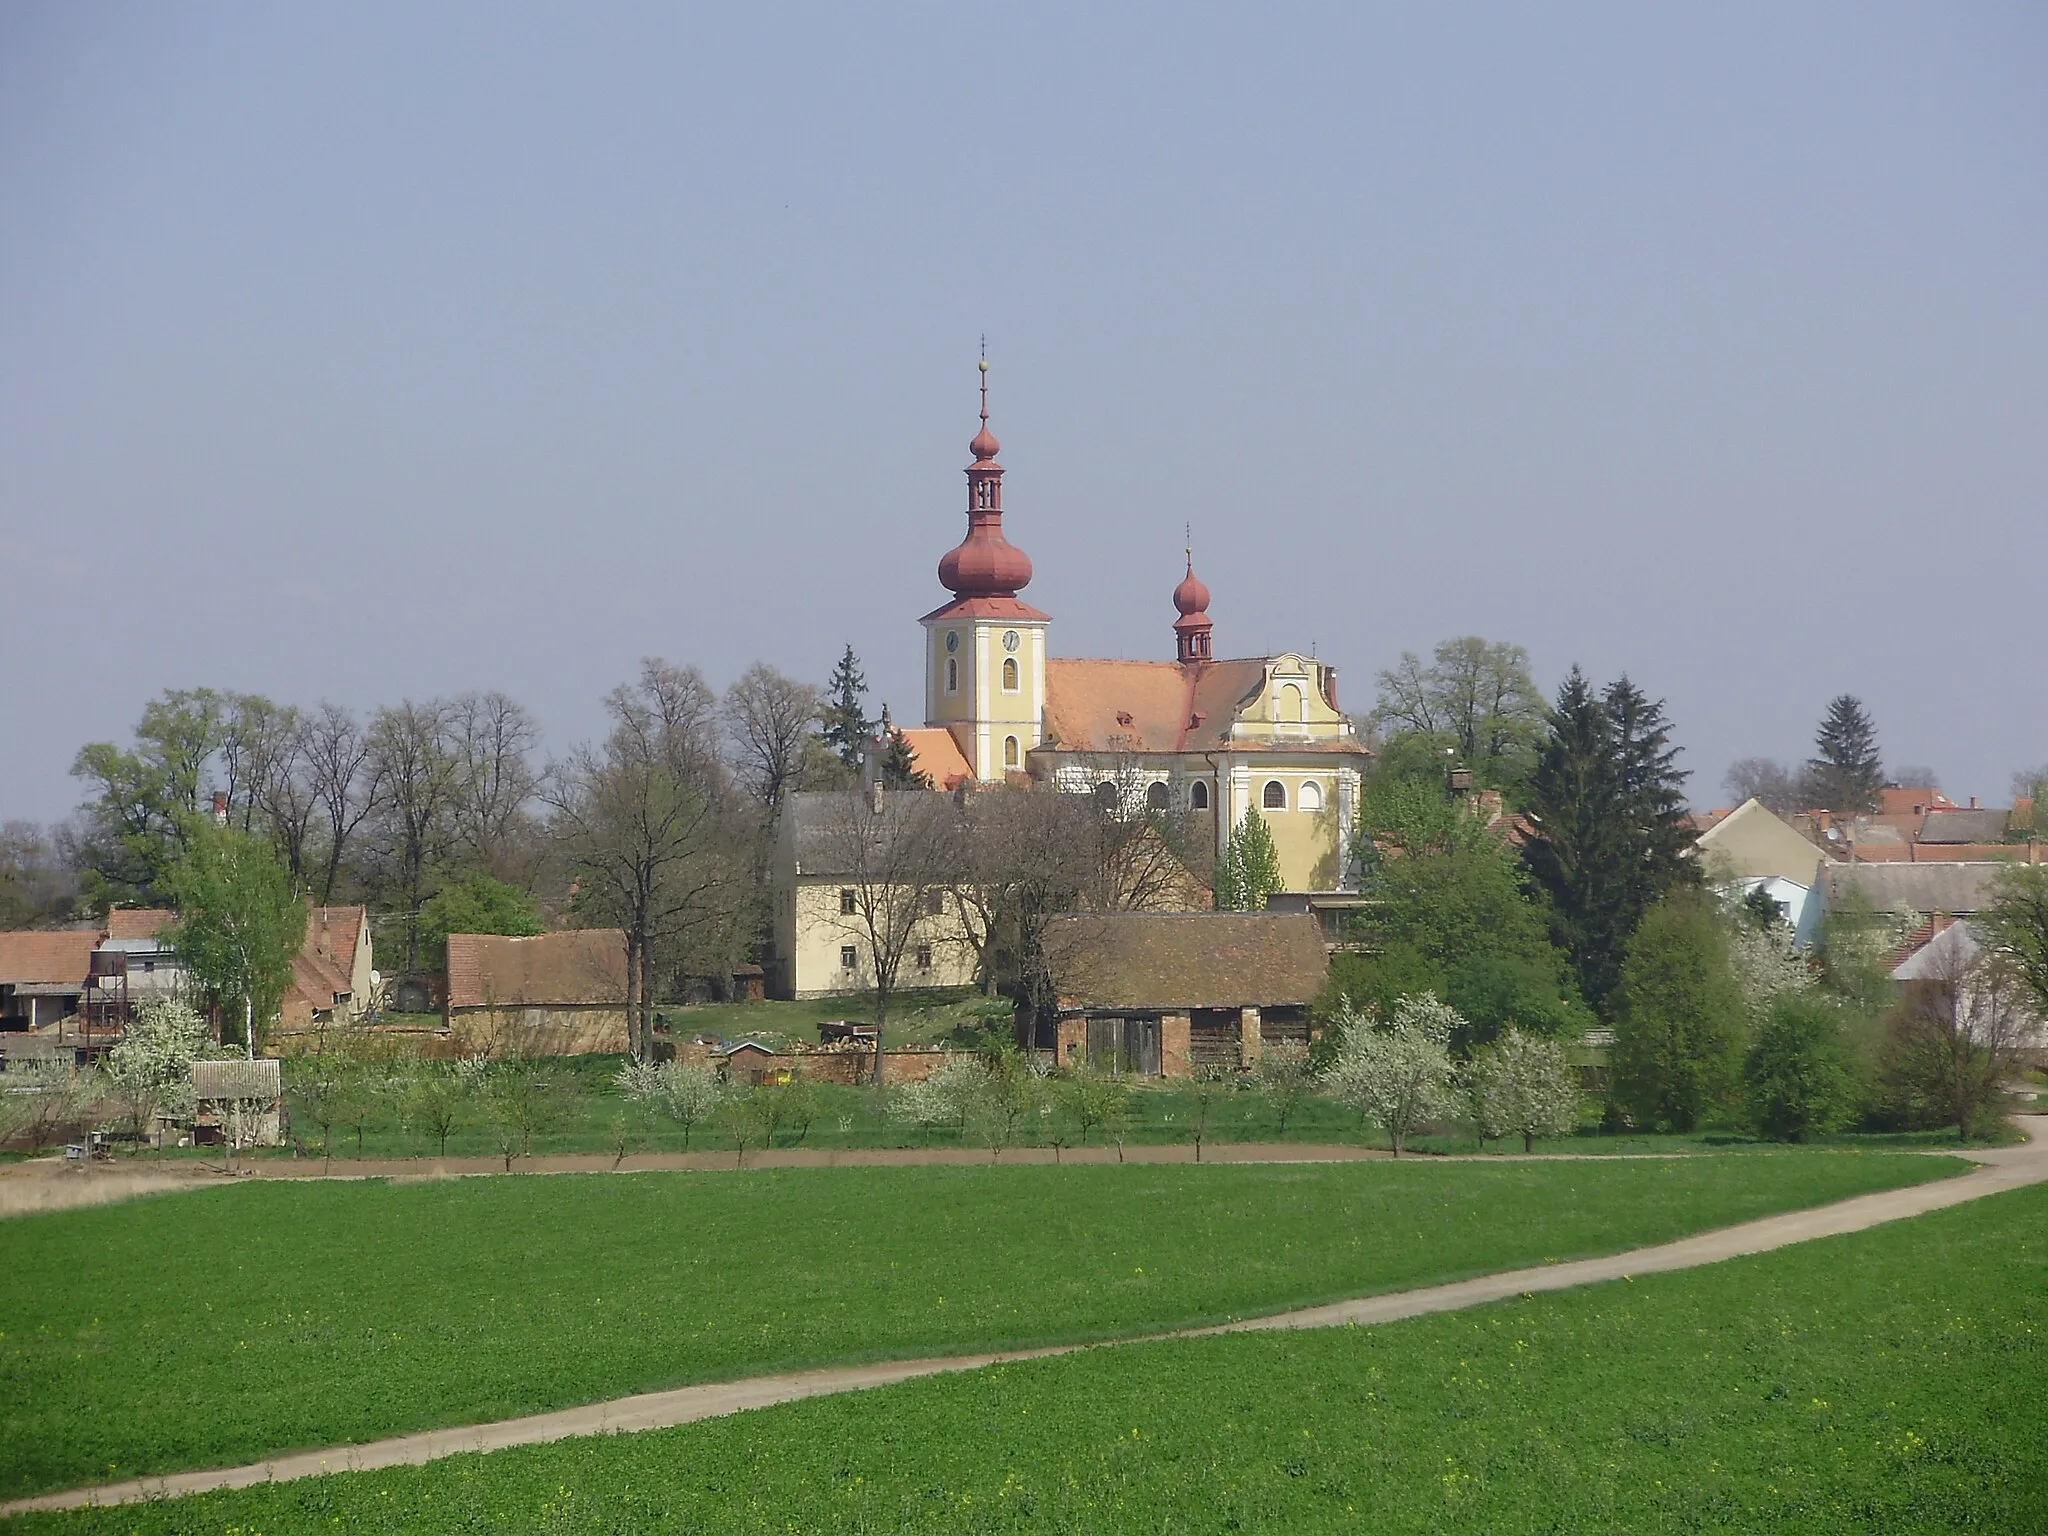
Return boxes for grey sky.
[4,3,2044,823]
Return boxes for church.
[896,363,1371,897]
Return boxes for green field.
[12,1177,2040,1535]
[0,1153,1962,1499]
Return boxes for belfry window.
[1004,735,1021,770]
[1002,657,1019,692]
[945,656,959,693]
[1263,780,1287,810]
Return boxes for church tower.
[921,358,1048,781]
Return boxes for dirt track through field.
[5,1118,2042,1518]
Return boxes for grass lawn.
[14,1177,2041,1535]
[0,1152,1964,1499]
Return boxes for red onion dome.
[939,522,1033,596]
[970,422,1001,461]
[1172,554,1211,617]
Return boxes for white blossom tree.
[1320,994,1460,1155]
[615,1057,729,1150]
[1467,1029,1581,1152]
[102,997,212,1145]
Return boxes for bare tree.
[305,703,384,904]
[449,690,542,882]
[806,786,964,1082]
[1721,757,1805,816]
[1886,934,2031,1140]
[368,700,467,971]
[949,787,1097,1029]
[549,660,750,1060]
[1073,750,1212,913]
[723,664,824,816]
[245,704,320,881]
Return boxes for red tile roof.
[1042,658,1370,758]
[0,930,100,986]
[898,728,975,790]
[104,908,174,940]
[445,929,627,1010]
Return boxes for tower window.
[1004,735,1021,770]
[1145,781,1169,811]
[1299,779,1324,812]
[1263,780,1287,810]
[1190,780,1210,811]
[945,656,958,693]
[1001,657,1019,692]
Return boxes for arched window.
[1004,735,1021,770]
[1262,780,1287,810]
[1298,779,1323,812]
[1145,781,1169,811]
[945,656,958,693]
[1093,781,1120,812]
[1278,683,1305,723]
[1002,657,1019,692]
[1190,780,1210,811]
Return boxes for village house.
[444,928,629,1056]
[1043,910,1329,1077]
[278,906,376,1033]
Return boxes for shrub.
[1743,993,1855,1143]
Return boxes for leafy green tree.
[164,822,307,1053]
[1522,669,1695,1010]
[1254,1041,1314,1135]
[416,871,545,965]
[819,645,877,771]
[71,688,238,905]
[1979,864,2048,1020]
[1743,993,1855,1142]
[1806,694,1884,814]
[1373,637,1544,792]
[1214,807,1283,910]
[1609,892,1746,1132]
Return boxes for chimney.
[1970,796,1980,810]
[211,791,229,826]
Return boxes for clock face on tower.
[1002,630,1020,653]
[945,631,959,653]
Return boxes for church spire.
[938,349,1033,599]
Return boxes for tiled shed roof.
[1049,911,1329,1011]
[445,929,627,1010]
[0,930,99,987]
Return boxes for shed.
[445,929,628,1056]
[191,1057,286,1147]
[1045,911,1329,1077]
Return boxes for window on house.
[840,945,859,970]
[1278,683,1305,723]
[839,888,856,915]
[915,944,933,971]
[945,656,959,693]
[1190,780,1210,810]
[1263,780,1287,810]
[1145,781,1169,811]
[1004,735,1021,770]
[1002,657,1019,692]
[923,890,944,916]
[1299,779,1323,812]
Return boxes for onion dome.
[1173,549,1213,663]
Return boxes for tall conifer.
[1806,694,1884,814]
[819,645,876,770]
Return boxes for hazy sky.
[4,3,2044,823]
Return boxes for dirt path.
[6,1116,2040,1518]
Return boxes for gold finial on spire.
[978,335,989,420]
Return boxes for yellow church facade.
[899,366,1371,896]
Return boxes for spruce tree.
[1522,668,1694,1011]
[1806,694,1884,814]
[819,645,876,770]
[878,723,933,789]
